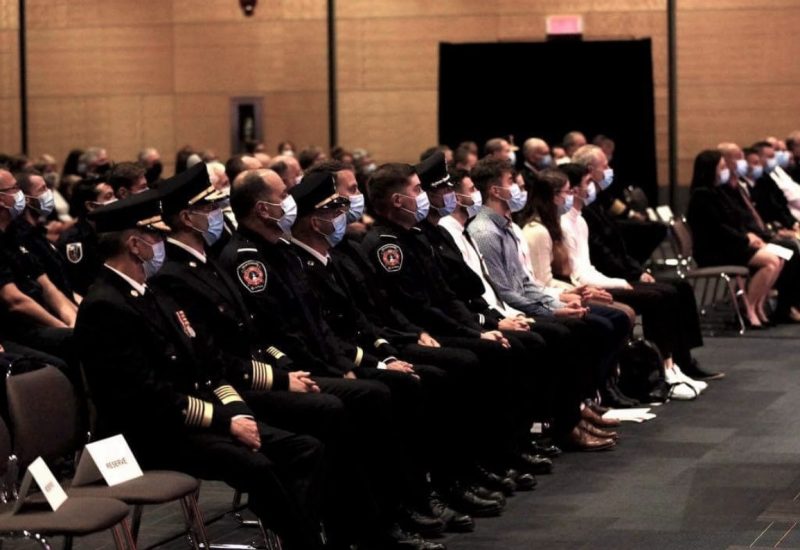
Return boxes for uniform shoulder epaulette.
[237,247,258,253]
[379,234,398,240]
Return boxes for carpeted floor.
[7,328,800,550]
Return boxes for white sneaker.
[667,382,699,401]
[664,368,700,401]
[672,365,708,394]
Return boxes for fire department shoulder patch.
[66,242,83,264]
[377,244,403,272]
[237,260,268,293]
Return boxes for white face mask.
[260,195,297,234]
[29,189,55,217]
[346,193,365,223]
[456,190,483,219]
[507,150,517,166]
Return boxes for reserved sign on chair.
[73,434,143,487]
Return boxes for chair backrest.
[6,366,81,470]
[624,185,650,212]
[669,216,694,261]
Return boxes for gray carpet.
[6,332,800,550]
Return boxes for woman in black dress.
[687,149,784,327]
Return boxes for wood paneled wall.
[0,0,798,190]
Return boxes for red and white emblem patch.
[237,260,268,293]
[175,310,196,338]
[66,242,83,264]
[377,244,403,272]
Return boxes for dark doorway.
[439,39,658,202]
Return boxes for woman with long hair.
[687,149,783,327]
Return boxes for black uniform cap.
[415,151,451,191]
[88,189,164,233]
[288,170,350,217]
[158,162,216,217]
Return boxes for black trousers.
[771,237,800,318]
[398,343,483,481]
[149,424,325,550]
[610,280,702,367]
[434,335,523,468]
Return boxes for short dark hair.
[448,168,471,192]
[305,159,352,176]
[298,146,324,171]
[483,138,506,157]
[97,230,129,261]
[742,147,758,157]
[108,162,145,194]
[69,177,105,219]
[174,145,194,175]
[14,169,43,195]
[558,163,589,188]
[453,145,474,167]
[231,170,270,221]
[367,163,415,215]
[752,141,773,154]
[225,155,250,184]
[471,157,513,195]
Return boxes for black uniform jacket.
[218,227,357,378]
[151,240,291,392]
[75,267,252,454]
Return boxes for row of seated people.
[688,141,800,329]
[0,145,715,550]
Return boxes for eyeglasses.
[0,185,20,194]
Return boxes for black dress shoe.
[398,507,445,537]
[529,440,563,458]
[680,358,725,381]
[373,524,447,550]
[505,468,536,491]
[471,484,506,507]
[474,465,516,495]
[517,452,553,474]
[444,483,504,517]
[602,378,640,408]
[427,492,475,533]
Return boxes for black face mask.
[145,162,163,184]
[92,162,111,176]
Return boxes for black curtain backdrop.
[439,39,658,203]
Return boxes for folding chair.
[0,416,134,550]
[5,365,208,549]
[669,216,749,335]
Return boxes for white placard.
[14,457,68,512]
[73,434,143,487]
[603,408,657,423]
[765,243,795,261]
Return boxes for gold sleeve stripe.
[251,360,274,391]
[354,346,364,367]
[265,346,286,360]
[185,396,214,428]
[213,384,244,405]
[374,339,390,348]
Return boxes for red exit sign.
[546,15,584,36]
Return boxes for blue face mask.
[400,191,430,222]
[735,159,748,178]
[766,157,779,172]
[318,212,347,247]
[261,196,297,234]
[537,155,553,169]
[437,191,457,216]
[347,193,365,223]
[599,168,614,190]
[718,167,731,185]
[29,189,55,217]
[499,183,527,213]
[777,150,791,168]
[751,164,764,181]
[585,182,597,205]
[2,190,26,219]
[560,194,574,215]
[137,238,165,279]
[204,209,225,246]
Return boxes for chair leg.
[233,491,259,527]
[110,523,128,550]
[724,274,746,335]
[257,520,281,550]
[61,535,72,550]
[129,505,144,545]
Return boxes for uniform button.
[194,382,199,390]
[250,314,255,320]
[205,380,212,387]
[218,305,225,312]
[170,355,177,361]
[237,322,244,328]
